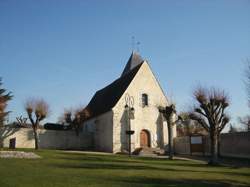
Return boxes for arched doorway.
[140,130,151,147]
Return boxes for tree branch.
[189,113,209,132]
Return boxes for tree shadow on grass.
[55,152,206,169]
[51,152,250,178]
[55,154,216,172]
[115,177,250,187]
[55,152,143,164]
[58,152,250,169]
[57,153,225,168]
[52,162,153,170]
[50,160,250,178]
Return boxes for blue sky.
[1,0,250,127]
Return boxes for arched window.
[142,93,148,107]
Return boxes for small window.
[142,93,148,107]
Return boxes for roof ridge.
[97,62,144,93]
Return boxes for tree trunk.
[0,140,3,149]
[217,134,221,158]
[33,127,39,150]
[209,132,219,165]
[167,121,174,160]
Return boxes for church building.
[84,52,176,153]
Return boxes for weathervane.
[131,36,141,52]
[136,41,140,52]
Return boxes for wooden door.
[140,130,150,147]
[9,138,16,149]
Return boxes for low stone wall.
[174,136,190,155]
[174,132,250,159]
[0,127,93,150]
[220,132,250,158]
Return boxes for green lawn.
[0,150,250,187]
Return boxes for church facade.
[83,52,176,153]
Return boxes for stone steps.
[135,147,165,157]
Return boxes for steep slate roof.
[86,53,144,120]
[121,51,144,77]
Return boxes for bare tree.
[238,59,250,131]
[189,87,230,165]
[228,123,239,133]
[25,98,49,149]
[0,78,13,126]
[177,112,208,136]
[244,58,250,105]
[57,108,73,125]
[16,115,28,128]
[60,107,90,135]
[238,116,250,132]
[159,104,178,160]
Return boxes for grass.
[0,149,250,187]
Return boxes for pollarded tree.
[159,104,178,160]
[25,98,49,149]
[0,78,13,126]
[189,87,230,165]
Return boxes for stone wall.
[0,127,93,150]
[220,132,250,158]
[83,111,114,152]
[174,132,250,159]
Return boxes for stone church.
[84,52,176,153]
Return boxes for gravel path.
[0,151,41,159]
